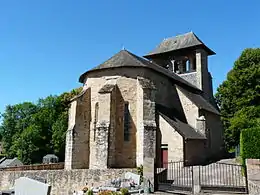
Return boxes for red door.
[161,148,168,168]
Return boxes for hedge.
[240,127,260,166]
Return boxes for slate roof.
[0,157,6,164]
[156,104,206,140]
[79,50,200,91]
[98,84,116,94]
[176,86,220,115]
[144,32,215,58]
[0,158,21,168]
[0,159,13,167]
[43,154,58,159]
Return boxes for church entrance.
[160,144,168,168]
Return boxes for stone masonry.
[64,32,225,191]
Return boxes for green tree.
[215,48,260,149]
[0,87,82,164]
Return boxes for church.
[64,32,224,173]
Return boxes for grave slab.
[15,177,51,195]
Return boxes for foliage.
[215,48,260,149]
[137,164,143,183]
[86,189,93,195]
[120,188,129,195]
[0,87,82,164]
[240,127,260,166]
[97,191,113,195]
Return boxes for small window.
[185,60,189,72]
[124,102,130,141]
[193,57,196,71]
[94,102,99,141]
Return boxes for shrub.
[137,165,143,183]
[240,127,260,167]
[86,189,93,195]
[120,188,129,195]
[98,190,113,195]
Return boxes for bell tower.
[144,32,215,102]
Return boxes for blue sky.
[0,0,260,115]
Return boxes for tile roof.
[79,50,200,91]
[0,157,22,168]
[156,104,206,140]
[176,86,220,115]
[144,32,215,57]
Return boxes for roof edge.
[143,44,216,59]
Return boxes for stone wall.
[136,80,144,167]
[0,163,64,171]
[184,139,206,166]
[85,76,138,168]
[0,169,134,195]
[176,87,198,128]
[246,159,260,195]
[114,77,137,168]
[65,88,91,169]
[200,110,224,158]
[158,114,183,162]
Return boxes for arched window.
[124,102,130,141]
[94,102,99,141]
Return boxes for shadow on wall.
[111,85,137,168]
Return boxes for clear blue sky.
[1,0,260,115]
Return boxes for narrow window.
[124,102,130,141]
[193,57,196,71]
[94,102,99,141]
[185,60,189,73]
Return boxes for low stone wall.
[246,159,260,195]
[0,169,135,195]
[0,163,64,171]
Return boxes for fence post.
[244,160,249,194]
[192,166,201,194]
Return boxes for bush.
[137,165,143,183]
[240,127,260,166]
[120,188,129,195]
[86,189,93,195]
[97,191,113,195]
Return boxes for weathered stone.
[95,121,110,169]
[63,33,225,189]
[0,169,134,195]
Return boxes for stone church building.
[64,32,224,177]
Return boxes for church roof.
[79,49,200,91]
[144,32,215,58]
[156,104,206,140]
[176,86,220,115]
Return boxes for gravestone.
[14,177,51,195]
[124,172,141,185]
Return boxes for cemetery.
[0,171,149,195]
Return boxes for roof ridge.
[164,31,194,41]
[144,32,215,57]
[122,50,147,66]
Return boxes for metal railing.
[156,161,249,194]
[199,162,248,193]
[156,161,193,192]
